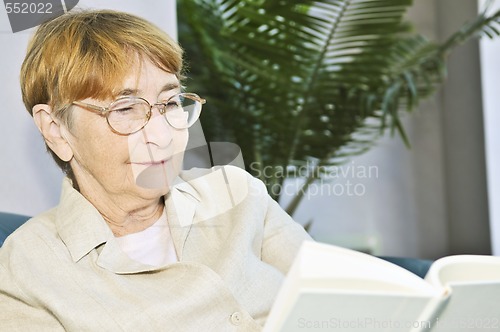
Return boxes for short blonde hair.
[20,9,184,174]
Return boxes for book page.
[264,241,445,332]
[424,255,500,331]
[425,255,500,286]
[275,291,438,332]
[298,241,440,295]
[428,283,500,331]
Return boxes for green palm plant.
[177,0,500,216]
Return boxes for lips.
[138,160,167,166]
[130,158,171,166]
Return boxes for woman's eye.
[114,107,133,113]
[165,101,181,110]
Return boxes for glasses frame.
[72,92,206,135]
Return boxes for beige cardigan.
[0,166,311,331]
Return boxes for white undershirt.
[115,210,178,266]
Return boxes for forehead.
[115,59,181,98]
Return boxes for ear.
[32,104,74,162]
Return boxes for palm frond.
[178,0,500,204]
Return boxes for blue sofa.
[0,212,31,247]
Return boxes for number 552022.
[5,2,53,14]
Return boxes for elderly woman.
[0,9,310,331]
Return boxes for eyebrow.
[116,82,181,97]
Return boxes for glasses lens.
[164,94,201,129]
[108,98,149,134]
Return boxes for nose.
[141,107,173,148]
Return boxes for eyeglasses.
[72,93,206,135]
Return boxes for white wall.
[0,0,177,216]
[479,0,500,255]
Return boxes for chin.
[136,184,171,200]
[133,160,181,192]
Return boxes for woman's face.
[65,59,188,203]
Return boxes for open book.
[264,241,500,332]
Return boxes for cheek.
[92,138,132,179]
[173,130,189,154]
[70,123,131,175]
[170,130,188,173]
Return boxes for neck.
[104,200,165,237]
[75,178,166,237]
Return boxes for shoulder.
[0,208,61,263]
[180,165,257,184]
[173,166,271,225]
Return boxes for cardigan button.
[230,311,242,325]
